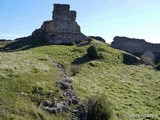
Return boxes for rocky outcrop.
[89,36,106,43]
[111,36,160,63]
[32,4,87,44]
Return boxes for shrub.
[154,63,160,70]
[87,45,99,59]
[31,67,39,73]
[32,86,43,94]
[86,94,112,120]
[71,65,80,76]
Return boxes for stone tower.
[32,4,87,44]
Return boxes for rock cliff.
[32,4,87,44]
[111,36,160,63]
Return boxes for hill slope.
[0,39,159,120]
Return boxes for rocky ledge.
[111,36,160,63]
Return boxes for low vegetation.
[0,39,159,120]
[86,93,112,120]
[87,45,99,59]
[154,63,160,71]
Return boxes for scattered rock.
[66,99,72,106]
[71,98,80,105]
[43,100,50,107]
[44,56,86,119]
[57,81,71,90]
[50,101,56,107]
[47,107,57,114]
[62,103,70,112]
[20,92,27,96]
[72,105,87,120]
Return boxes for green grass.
[0,39,159,120]
[0,40,12,49]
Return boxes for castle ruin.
[111,36,160,63]
[32,4,87,44]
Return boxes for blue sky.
[0,0,160,43]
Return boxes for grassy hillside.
[0,40,12,49]
[0,39,159,120]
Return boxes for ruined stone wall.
[53,4,70,20]
[32,3,86,44]
[111,36,160,62]
[111,36,160,53]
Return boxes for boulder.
[57,81,71,90]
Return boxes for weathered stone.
[72,98,79,105]
[73,109,78,113]
[66,98,72,105]
[66,91,74,98]
[32,4,87,44]
[62,104,71,112]
[43,58,86,119]
[72,105,87,120]
[58,81,71,90]
[47,107,57,114]
[20,92,28,96]
[123,53,142,65]
[89,36,106,43]
[43,100,50,107]
[50,102,56,107]
[111,36,160,63]
[57,107,62,113]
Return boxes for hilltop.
[32,4,86,44]
[0,38,159,120]
[0,3,159,120]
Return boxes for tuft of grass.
[70,64,81,76]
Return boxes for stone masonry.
[111,36,160,62]
[32,4,87,44]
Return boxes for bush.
[87,45,99,59]
[154,63,160,70]
[71,65,80,76]
[86,94,112,120]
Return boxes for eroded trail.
[43,56,86,120]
